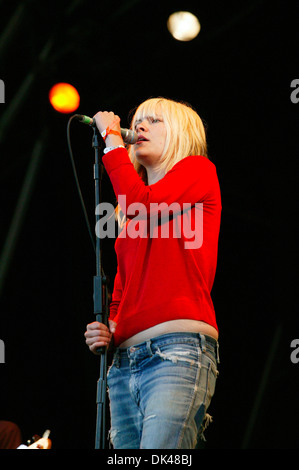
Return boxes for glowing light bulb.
[49,83,80,113]
[167,11,201,41]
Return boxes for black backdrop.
[0,0,298,450]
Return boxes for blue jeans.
[107,332,219,449]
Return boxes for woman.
[85,97,221,449]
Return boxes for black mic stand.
[92,126,109,449]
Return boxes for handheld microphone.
[74,114,138,144]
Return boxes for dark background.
[0,0,298,450]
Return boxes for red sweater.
[102,148,221,346]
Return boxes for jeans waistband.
[114,332,220,364]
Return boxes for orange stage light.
[49,83,80,113]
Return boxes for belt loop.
[216,341,220,364]
[199,333,206,353]
[146,340,153,357]
[114,349,120,368]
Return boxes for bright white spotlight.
[167,11,201,41]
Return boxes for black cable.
[66,115,96,253]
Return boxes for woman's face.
[133,108,167,168]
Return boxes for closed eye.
[148,116,163,124]
[134,115,163,130]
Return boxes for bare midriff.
[119,319,218,348]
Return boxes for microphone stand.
[92,126,109,449]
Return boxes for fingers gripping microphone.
[74,114,138,144]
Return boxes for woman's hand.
[93,111,124,147]
[84,320,116,354]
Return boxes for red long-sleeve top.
[102,148,221,346]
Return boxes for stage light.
[49,83,80,113]
[167,11,201,41]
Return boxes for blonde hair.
[129,97,207,179]
[115,97,208,224]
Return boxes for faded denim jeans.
[107,332,219,449]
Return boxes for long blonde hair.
[115,97,208,224]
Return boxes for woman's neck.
[146,166,165,185]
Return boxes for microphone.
[74,114,138,144]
